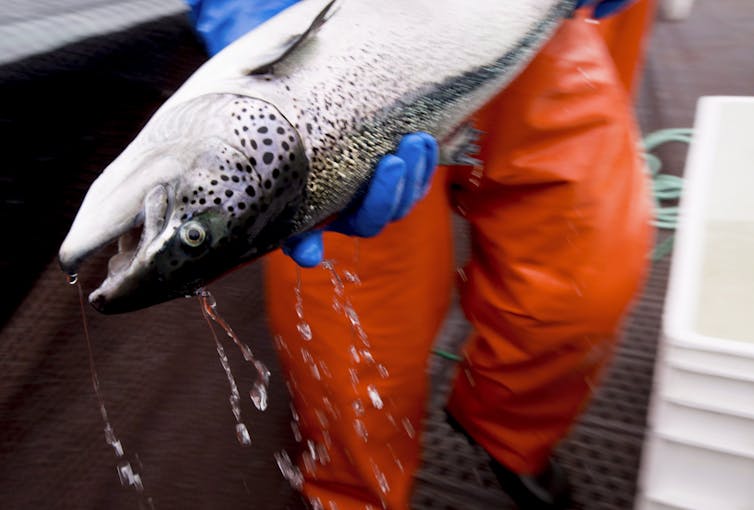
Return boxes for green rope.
[432,349,463,362]
[642,127,692,260]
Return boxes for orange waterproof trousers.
[264,13,653,510]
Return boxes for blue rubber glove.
[187,0,300,55]
[186,0,440,267]
[575,0,637,18]
[282,133,439,267]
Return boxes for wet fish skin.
[59,0,576,313]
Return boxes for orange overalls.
[264,4,655,509]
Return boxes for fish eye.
[180,221,206,247]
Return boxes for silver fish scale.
[256,0,577,231]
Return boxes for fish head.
[59,93,309,313]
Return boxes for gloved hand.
[575,0,637,18]
[187,0,301,56]
[186,0,440,267]
[282,133,439,267]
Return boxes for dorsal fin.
[247,0,339,76]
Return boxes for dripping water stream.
[197,288,270,446]
[67,274,155,509]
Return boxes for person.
[187,1,654,508]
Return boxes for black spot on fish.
[236,163,243,171]
[277,127,285,135]
[241,139,246,147]
[182,196,189,203]
[263,138,272,146]
[269,114,276,120]
[234,129,239,136]
[214,198,222,205]
[180,214,188,221]
[221,175,229,181]
[306,123,313,135]
[211,180,218,185]
[289,153,296,161]
[199,198,206,205]
[245,186,256,197]
[250,157,257,166]
[198,187,203,192]
[225,190,233,197]
[243,126,248,131]
[272,168,280,178]
[263,152,274,165]
[228,206,234,213]
[232,176,240,183]
[238,202,246,210]
[190,200,196,205]
[209,190,214,195]
[258,126,268,134]
[282,141,290,151]
[251,139,258,150]
[264,180,272,189]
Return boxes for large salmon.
[59,0,576,313]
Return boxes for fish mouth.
[87,184,172,313]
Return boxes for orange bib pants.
[264,7,654,509]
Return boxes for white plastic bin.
[637,97,754,510]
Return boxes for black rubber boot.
[445,410,571,510]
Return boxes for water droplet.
[332,298,342,313]
[367,385,383,409]
[402,417,415,438]
[254,360,271,384]
[111,440,124,457]
[319,360,332,379]
[349,345,361,363]
[353,419,368,441]
[343,270,361,285]
[117,461,136,487]
[229,394,241,421]
[250,383,268,411]
[345,305,360,328]
[274,450,304,490]
[65,273,78,285]
[352,399,365,416]
[360,350,375,364]
[377,364,389,378]
[104,424,117,444]
[309,497,325,510]
[310,363,321,380]
[371,460,390,494]
[316,443,331,465]
[349,368,360,387]
[297,322,312,341]
[290,404,299,422]
[291,420,302,442]
[328,500,339,510]
[236,422,251,446]
[315,409,329,428]
[295,302,305,319]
